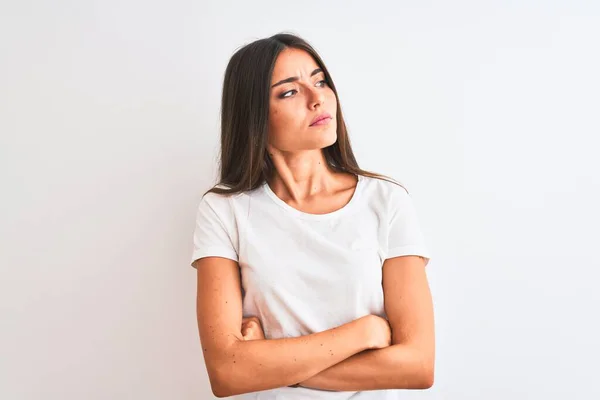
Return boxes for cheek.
[268,105,305,148]
[326,90,337,107]
[269,105,300,131]
[268,106,286,143]
[268,107,280,132]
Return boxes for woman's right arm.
[195,256,385,398]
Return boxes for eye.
[279,79,327,99]
[280,89,297,99]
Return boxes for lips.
[310,112,332,126]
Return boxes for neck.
[267,149,338,202]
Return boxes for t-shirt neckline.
[262,174,363,220]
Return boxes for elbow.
[209,359,252,398]
[207,371,228,398]
[414,355,435,389]
[208,364,242,398]
[205,340,244,397]
[211,387,227,399]
[209,373,233,398]
[402,363,434,389]
[394,348,434,389]
[392,364,434,390]
[389,342,435,389]
[205,362,233,398]
[212,386,231,399]
[417,367,435,389]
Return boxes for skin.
[265,47,358,214]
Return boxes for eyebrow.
[271,68,323,88]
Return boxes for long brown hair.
[205,32,406,196]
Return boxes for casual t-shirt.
[190,174,432,399]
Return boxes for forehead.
[271,48,320,81]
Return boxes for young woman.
[191,32,434,399]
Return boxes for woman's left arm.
[297,255,435,391]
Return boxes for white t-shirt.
[191,174,432,399]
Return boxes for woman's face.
[267,48,337,153]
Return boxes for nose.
[308,86,325,109]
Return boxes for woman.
[191,32,434,399]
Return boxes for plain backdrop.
[1,1,599,399]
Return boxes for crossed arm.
[251,255,435,391]
[196,255,434,396]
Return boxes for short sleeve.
[190,193,239,267]
[384,186,432,266]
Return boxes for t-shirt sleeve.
[384,185,432,266]
[190,193,239,268]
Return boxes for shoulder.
[358,175,418,222]
[198,189,230,210]
[360,174,410,201]
[197,183,260,214]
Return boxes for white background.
[1,1,599,399]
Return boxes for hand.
[241,316,265,341]
[361,314,392,350]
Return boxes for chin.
[296,127,338,150]
[312,134,337,150]
[302,135,336,151]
